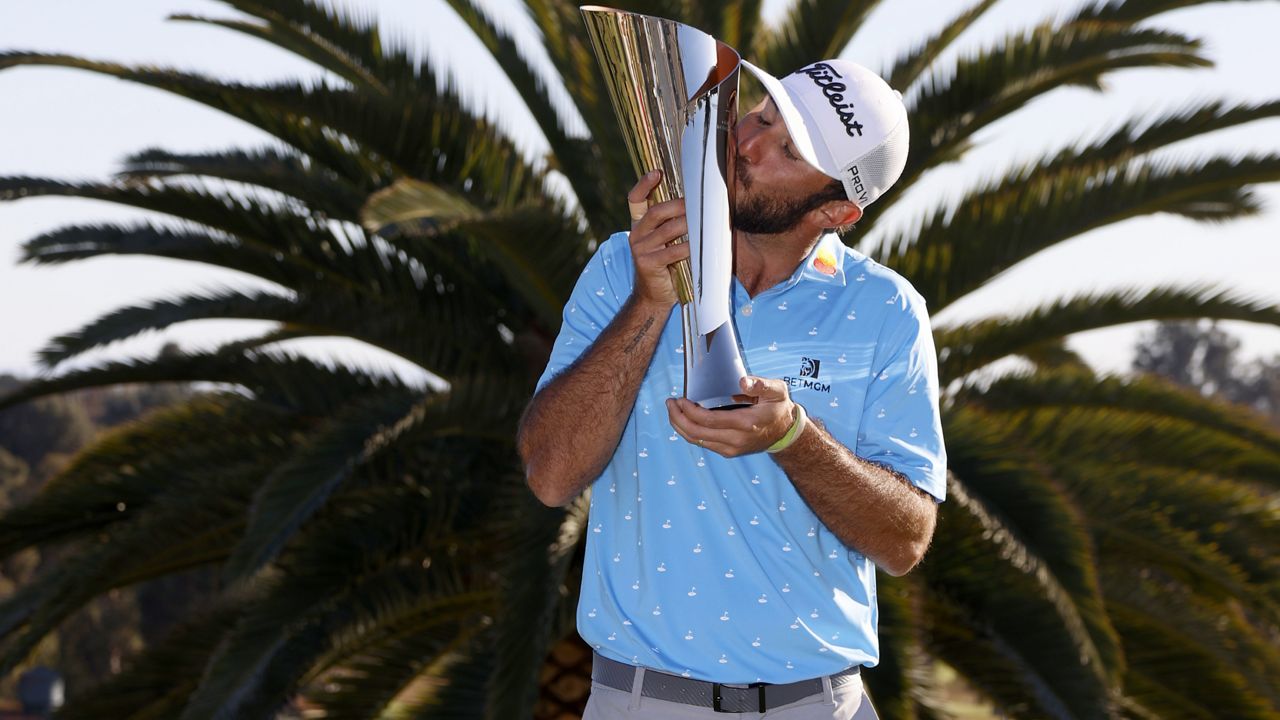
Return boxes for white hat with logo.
[741,58,909,209]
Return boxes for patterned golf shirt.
[535,231,947,684]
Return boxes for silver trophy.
[581,5,749,409]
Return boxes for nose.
[735,113,764,165]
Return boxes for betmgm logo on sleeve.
[784,356,831,393]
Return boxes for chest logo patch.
[784,356,832,393]
[800,357,821,378]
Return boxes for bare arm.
[667,378,938,575]
[771,410,937,576]
[518,295,671,506]
[519,170,689,507]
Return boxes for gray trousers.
[583,668,880,719]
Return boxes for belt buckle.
[711,682,768,713]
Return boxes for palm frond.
[2,176,373,291]
[36,287,294,368]
[206,0,403,88]
[19,221,316,293]
[0,52,539,206]
[884,151,1280,311]
[517,0,636,233]
[966,368,1280,458]
[1068,0,1265,25]
[298,617,489,718]
[0,347,410,416]
[180,562,488,720]
[0,393,294,559]
[943,406,1124,683]
[0,468,259,676]
[52,594,253,720]
[1003,405,1280,488]
[877,22,1210,217]
[220,386,425,583]
[368,189,591,330]
[181,468,504,720]
[862,573,935,720]
[934,284,1280,382]
[683,0,766,51]
[225,370,527,583]
[117,146,371,220]
[485,490,586,718]
[1097,505,1277,631]
[166,12,390,95]
[884,0,1001,91]
[1086,464,1280,608]
[753,0,882,75]
[923,475,1119,718]
[1017,98,1280,191]
[35,266,515,376]
[439,0,609,222]
[1104,581,1279,718]
[1017,338,1091,373]
[0,53,381,179]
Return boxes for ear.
[819,200,861,228]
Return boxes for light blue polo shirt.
[535,231,946,684]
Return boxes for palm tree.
[1,0,1277,718]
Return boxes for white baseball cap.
[741,59,909,209]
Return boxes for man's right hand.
[627,169,690,309]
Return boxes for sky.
[1,0,1278,384]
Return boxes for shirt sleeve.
[535,232,634,395]
[855,288,947,502]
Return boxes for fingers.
[628,169,663,225]
[668,397,756,432]
[627,169,663,205]
[639,237,690,267]
[627,169,687,243]
[632,200,687,247]
[667,399,740,446]
[626,168,687,307]
[739,375,788,402]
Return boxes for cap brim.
[740,60,828,178]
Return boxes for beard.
[731,160,834,235]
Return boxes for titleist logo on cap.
[797,63,865,138]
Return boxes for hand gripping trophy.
[581,5,750,409]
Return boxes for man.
[518,58,946,719]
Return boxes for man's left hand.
[666,376,797,458]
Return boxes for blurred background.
[0,1,1277,718]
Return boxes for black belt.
[591,652,860,713]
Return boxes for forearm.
[518,295,671,506]
[772,412,937,575]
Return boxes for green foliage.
[0,0,1277,718]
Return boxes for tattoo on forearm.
[625,316,655,353]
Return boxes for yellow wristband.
[766,403,807,454]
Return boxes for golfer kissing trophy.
[581,5,749,409]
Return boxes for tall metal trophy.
[581,5,749,409]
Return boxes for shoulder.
[842,246,930,320]
[582,231,634,275]
[599,231,632,262]
[574,231,634,289]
